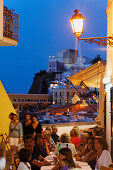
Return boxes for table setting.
[41,153,92,170]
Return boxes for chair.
[100,166,113,170]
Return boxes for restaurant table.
[41,154,92,170]
[41,161,92,170]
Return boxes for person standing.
[9,114,23,164]
[31,116,42,138]
[23,114,32,136]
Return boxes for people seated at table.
[45,126,52,133]
[93,126,105,137]
[52,147,76,170]
[34,133,50,158]
[43,130,56,151]
[24,134,51,170]
[51,125,60,144]
[54,133,76,156]
[23,114,32,137]
[76,137,97,170]
[18,148,32,170]
[77,132,89,156]
[70,126,81,149]
[94,136,112,170]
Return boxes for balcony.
[0,1,19,46]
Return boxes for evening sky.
[0,0,107,93]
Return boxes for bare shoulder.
[59,160,65,167]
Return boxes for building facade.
[8,93,52,111]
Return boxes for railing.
[3,6,19,41]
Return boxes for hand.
[44,159,51,166]
[75,155,81,161]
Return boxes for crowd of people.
[0,112,112,170]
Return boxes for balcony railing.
[3,6,19,41]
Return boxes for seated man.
[24,134,50,170]
[51,125,60,144]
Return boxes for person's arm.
[81,150,97,162]
[44,140,50,155]
[31,159,51,167]
[52,160,64,170]
[19,123,23,143]
[54,143,59,155]
[9,123,12,137]
[77,148,88,158]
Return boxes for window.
[55,99,57,104]
[60,99,62,104]
[18,99,20,102]
[13,99,16,102]
[22,99,24,102]
[67,92,69,97]
[60,92,62,97]
[55,92,57,97]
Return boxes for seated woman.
[70,126,81,150]
[18,148,32,170]
[52,148,76,170]
[43,130,56,151]
[77,132,89,157]
[34,133,50,158]
[94,136,112,170]
[76,137,97,170]
[54,133,76,156]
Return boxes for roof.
[66,61,106,88]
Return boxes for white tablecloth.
[41,162,92,170]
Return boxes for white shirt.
[55,142,76,156]
[17,162,31,170]
[0,157,6,170]
[95,150,112,170]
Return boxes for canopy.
[67,61,106,88]
[0,81,16,134]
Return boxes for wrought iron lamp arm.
[79,36,113,47]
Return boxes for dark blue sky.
[1,0,107,93]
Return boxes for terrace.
[0,1,19,46]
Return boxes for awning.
[66,61,106,88]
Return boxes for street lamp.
[70,9,113,46]
[70,5,113,153]
[70,9,85,40]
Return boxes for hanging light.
[70,9,85,39]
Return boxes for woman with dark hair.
[23,114,32,136]
[34,133,50,158]
[31,116,42,138]
[94,136,112,170]
[18,148,32,170]
[52,148,76,170]
[76,137,97,170]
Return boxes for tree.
[91,55,102,65]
